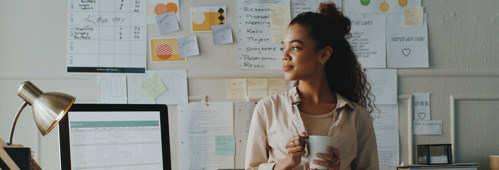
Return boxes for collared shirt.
[245,86,379,170]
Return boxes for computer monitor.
[59,104,170,170]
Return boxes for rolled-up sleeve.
[351,111,379,170]
[245,102,276,170]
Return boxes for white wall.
[1,0,498,170]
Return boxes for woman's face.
[281,24,326,81]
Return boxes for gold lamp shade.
[16,81,76,136]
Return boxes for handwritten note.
[267,78,287,95]
[270,5,291,43]
[212,24,233,45]
[177,35,200,57]
[178,102,234,170]
[413,93,431,121]
[226,79,247,99]
[247,79,268,99]
[67,0,147,73]
[156,11,180,35]
[215,136,236,155]
[141,74,167,100]
[291,0,342,19]
[404,6,424,26]
[237,0,290,69]
[387,13,428,68]
[347,13,386,68]
[414,120,442,135]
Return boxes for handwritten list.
[237,0,290,70]
[67,0,147,73]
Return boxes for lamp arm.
[9,102,29,145]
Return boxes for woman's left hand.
[311,146,341,170]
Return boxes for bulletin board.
[1,0,498,170]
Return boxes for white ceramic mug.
[304,135,337,170]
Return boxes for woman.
[245,2,379,170]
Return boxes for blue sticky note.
[215,135,235,155]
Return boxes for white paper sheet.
[386,13,429,68]
[365,69,397,104]
[372,104,400,169]
[291,0,342,19]
[97,75,127,104]
[413,93,431,121]
[347,13,386,68]
[414,120,442,135]
[178,102,234,170]
[212,24,234,45]
[227,79,248,99]
[156,11,180,35]
[153,70,188,105]
[67,0,147,73]
[237,0,290,69]
[345,0,421,13]
[234,101,257,168]
[127,74,156,104]
[177,35,200,58]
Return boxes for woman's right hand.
[275,132,308,170]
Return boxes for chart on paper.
[67,0,147,73]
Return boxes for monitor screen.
[59,104,170,170]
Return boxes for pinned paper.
[191,6,226,32]
[150,37,185,62]
[248,79,268,99]
[177,35,200,57]
[270,5,291,43]
[215,135,235,155]
[414,120,442,135]
[387,14,428,68]
[212,24,233,45]
[156,11,180,35]
[267,78,287,96]
[141,74,167,99]
[147,0,180,24]
[226,79,247,99]
[413,93,431,121]
[404,7,424,26]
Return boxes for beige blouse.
[245,86,379,170]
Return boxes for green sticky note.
[141,74,167,99]
[215,135,235,155]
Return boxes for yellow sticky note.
[226,79,247,99]
[141,74,167,99]
[247,79,268,99]
[404,7,424,26]
[270,5,291,43]
[267,78,287,96]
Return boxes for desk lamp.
[0,81,75,169]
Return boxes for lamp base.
[0,138,41,170]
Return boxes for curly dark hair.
[289,2,377,114]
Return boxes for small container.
[417,144,452,164]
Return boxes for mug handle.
[303,138,310,158]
